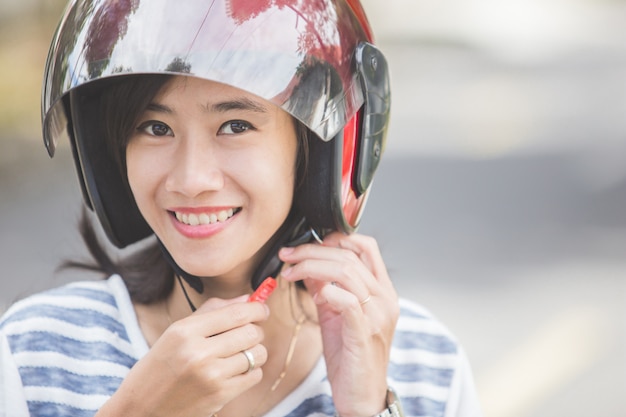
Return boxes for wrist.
[335,387,404,417]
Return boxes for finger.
[322,233,391,286]
[313,283,370,336]
[195,294,249,313]
[207,322,265,358]
[207,346,267,410]
[280,257,372,303]
[280,243,378,287]
[181,299,269,338]
[227,344,268,376]
[280,240,359,263]
[202,365,265,415]
[281,233,387,286]
[215,368,264,404]
[323,233,397,300]
[312,281,360,311]
[189,342,267,387]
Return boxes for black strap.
[176,274,197,312]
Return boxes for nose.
[165,135,225,197]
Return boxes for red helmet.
[42,0,391,256]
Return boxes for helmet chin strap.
[156,239,205,294]
[156,240,204,312]
[156,213,323,312]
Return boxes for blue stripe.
[7,332,137,368]
[392,331,457,354]
[400,395,447,417]
[389,362,454,386]
[44,286,117,307]
[285,393,335,417]
[19,366,123,396]
[28,401,97,417]
[2,305,129,342]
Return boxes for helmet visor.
[43,0,370,154]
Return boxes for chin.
[166,240,263,282]
[174,256,246,281]
[178,262,226,278]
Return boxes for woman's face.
[126,76,298,282]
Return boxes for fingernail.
[312,291,325,305]
[279,247,294,257]
[281,266,292,277]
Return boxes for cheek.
[125,146,142,198]
[246,143,297,211]
[125,144,160,213]
[274,159,298,217]
[270,134,298,200]
[274,121,299,191]
[244,157,294,203]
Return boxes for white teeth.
[175,209,236,226]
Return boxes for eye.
[218,120,254,135]
[137,121,173,137]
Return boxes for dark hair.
[64,74,311,304]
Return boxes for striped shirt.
[0,275,481,417]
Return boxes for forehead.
[154,76,279,114]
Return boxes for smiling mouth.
[173,208,241,226]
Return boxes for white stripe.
[23,386,108,410]
[64,281,110,291]
[2,317,136,358]
[3,295,118,319]
[392,380,451,403]
[12,351,130,378]
[106,275,151,357]
[395,315,456,338]
[391,346,458,368]
[265,358,329,417]
[398,298,435,317]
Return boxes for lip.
[168,206,239,239]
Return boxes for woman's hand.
[97,296,270,417]
[279,232,399,417]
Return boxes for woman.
[0,1,482,416]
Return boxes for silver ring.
[241,349,255,374]
[359,295,372,306]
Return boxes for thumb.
[194,294,249,314]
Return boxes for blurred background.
[1,0,625,416]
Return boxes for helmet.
[42,0,391,277]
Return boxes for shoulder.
[0,276,141,415]
[1,276,122,330]
[0,275,138,363]
[390,298,481,417]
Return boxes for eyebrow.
[145,97,269,115]
[207,97,269,114]
[145,102,173,113]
